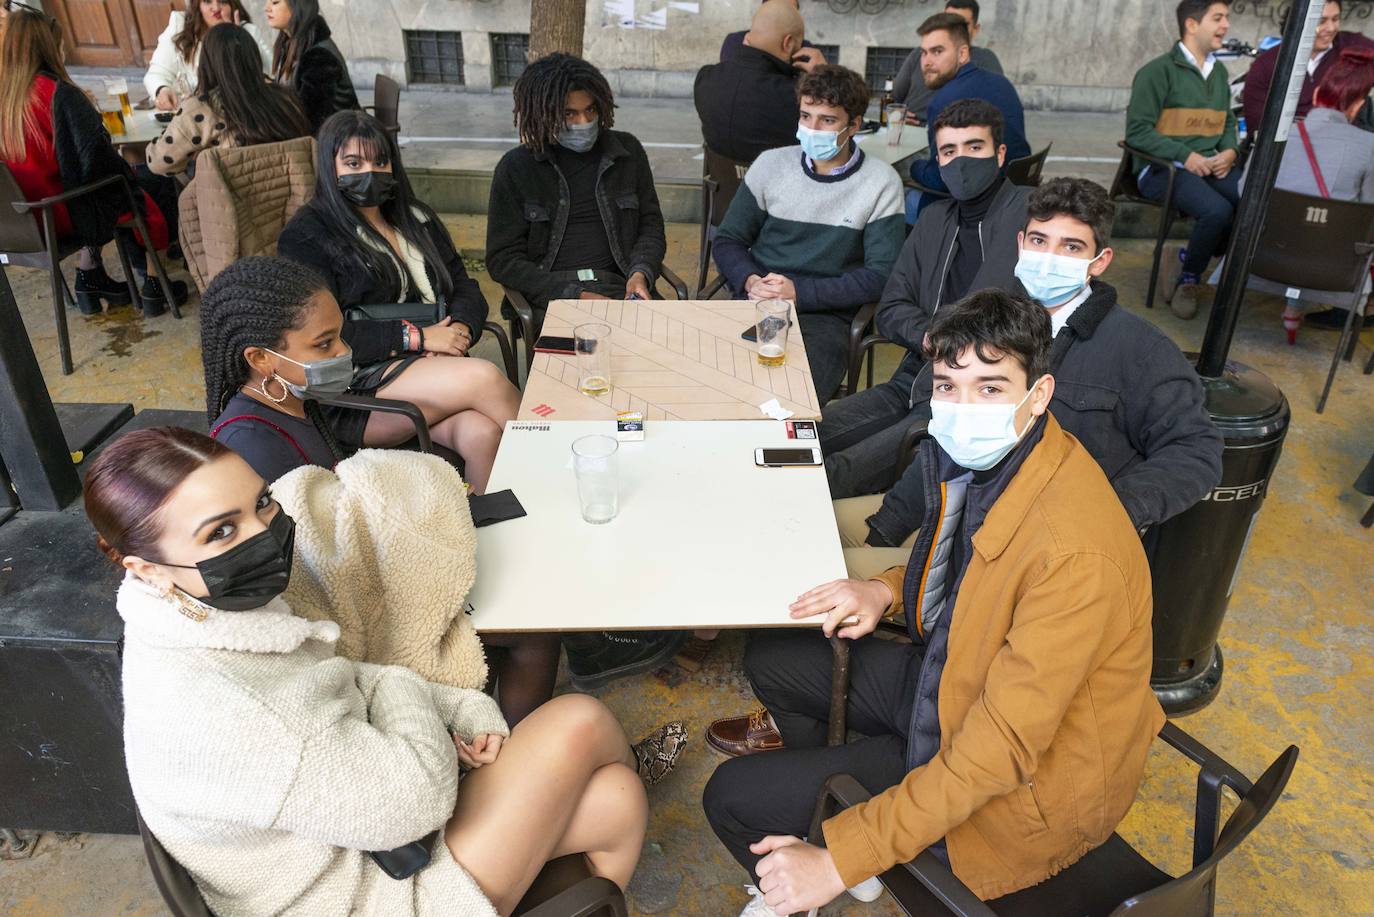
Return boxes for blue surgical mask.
[1015,248,1103,308]
[929,383,1041,471]
[558,118,600,153]
[796,123,847,162]
[267,348,355,399]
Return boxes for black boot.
[137,274,189,318]
[73,266,132,315]
[563,632,685,691]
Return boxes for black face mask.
[939,154,1001,201]
[337,171,398,208]
[160,510,296,611]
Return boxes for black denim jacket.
[485,129,667,309]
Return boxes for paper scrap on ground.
[760,399,795,421]
[668,1,700,11]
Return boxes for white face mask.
[1014,248,1103,308]
[929,381,1041,471]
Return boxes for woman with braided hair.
[485,52,667,335]
[201,256,513,493]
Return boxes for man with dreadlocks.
[485,52,668,338]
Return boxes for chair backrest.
[703,145,750,228]
[1249,189,1374,293]
[1112,744,1299,916]
[0,164,44,255]
[1108,143,1143,201]
[373,74,401,134]
[136,809,214,917]
[180,136,317,290]
[1007,143,1051,188]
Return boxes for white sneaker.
[739,885,783,917]
[846,875,885,903]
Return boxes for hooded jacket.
[823,414,1165,900]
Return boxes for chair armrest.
[518,876,628,917]
[700,274,728,299]
[11,173,126,213]
[808,774,994,917]
[309,392,431,453]
[501,285,538,371]
[895,421,930,481]
[483,320,519,385]
[1117,140,1179,174]
[1158,721,1255,867]
[657,263,690,300]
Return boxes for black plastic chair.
[1007,143,1052,188]
[500,263,691,373]
[363,74,402,141]
[137,810,627,917]
[1109,141,1182,312]
[839,302,887,398]
[1,164,180,375]
[1357,453,1374,528]
[809,721,1298,917]
[1245,188,1374,413]
[697,145,751,298]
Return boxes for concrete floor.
[2,214,1372,915]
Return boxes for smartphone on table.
[754,447,822,468]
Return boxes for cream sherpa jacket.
[118,575,508,917]
[272,450,488,690]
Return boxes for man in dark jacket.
[1242,1,1374,135]
[823,100,1030,499]
[849,178,1223,561]
[718,0,814,63]
[908,12,1029,199]
[695,0,826,164]
[486,53,668,338]
[891,0,1004,123]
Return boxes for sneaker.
[1171,270,1202,320]
[73,266,132,315]
[137,275,189,317]
[846,875,885,903]
[740,885,782,917]
[632,721,688,786]
[563,632,685,691]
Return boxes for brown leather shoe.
[706,706,784,757]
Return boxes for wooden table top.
[516,298,822,422]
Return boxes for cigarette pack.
[616,411,644,442]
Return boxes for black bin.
[1143,359,1290,716]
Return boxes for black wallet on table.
[468,489,526,527]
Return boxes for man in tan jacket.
[703,288,1165,916]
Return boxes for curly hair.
[796,65,871,121]
[924,288,1052,383]
[199,256,330,420]
[512,52,616,154]
[1026,178,1115,251]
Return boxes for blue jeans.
[1138,165,1241,277]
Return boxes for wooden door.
[47,0,134,67]
[127,0,181,63]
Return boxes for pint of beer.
[98,98,125,135]
[106,78,132,117]
[755,300,790,366]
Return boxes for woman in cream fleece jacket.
[87,427,674,916]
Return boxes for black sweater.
[282,22,359,132]
[277,198,489,367]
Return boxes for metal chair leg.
[827,635,850,746]
[40,212,73,375]
[60,271,76,308]
[1317,294,1366,413]
[1363,346,1373,375]
[113,231,140,307]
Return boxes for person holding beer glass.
[0,8,185,315]
[144,0,270,112]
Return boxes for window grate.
[491,33,530,87]
[404,30,465,85]
[864,46,914,93]
[811,44,841,67]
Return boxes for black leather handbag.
[343,302,444,324]
[369,829,440,880]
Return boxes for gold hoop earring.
[258,375,289,404]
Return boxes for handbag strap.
[1297,120,1331,199]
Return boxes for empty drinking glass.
[575,323,612,396]
[755,300,790,366]
[572,434,618,524]
[886,105,906,145]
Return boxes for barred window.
[491,33,530,87]
[404,30,465,85]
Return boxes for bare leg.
[364,356,520,491]
[481,631,561,725]
[79,246,100,271]
[445,694,645,914]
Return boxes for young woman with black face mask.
[85,425,686,917]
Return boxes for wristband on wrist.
[400,320,419,352]
[416,324,425,351]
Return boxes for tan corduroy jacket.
[823,415,1166,900]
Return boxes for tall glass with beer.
[106,78,132,118]
[755,300,790,366]
[574,323,612,396]
[97,97,125,136]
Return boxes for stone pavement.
[2,218,1373,915]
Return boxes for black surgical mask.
[939,154,1001,201]
[337,170,398,207]
[160,510,296,611]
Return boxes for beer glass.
[97,97,125,136]
[755,300,790,367]
[886,105,906,145]
[106,78,132,118]
[575,323,611,396]
[572,435,618,524]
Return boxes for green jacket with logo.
[1126,44,1238,174]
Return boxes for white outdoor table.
[110,110,167,148]
[854,126,925,167]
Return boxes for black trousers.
[702,629,923,882]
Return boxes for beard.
[923,68,955,90]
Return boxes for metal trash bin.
[1143,360,1290,716]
